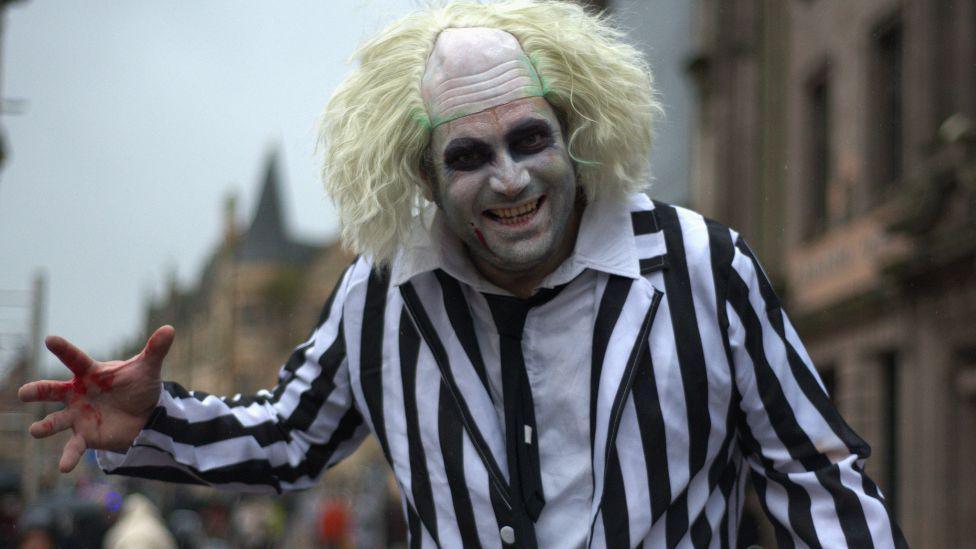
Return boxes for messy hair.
[318,0,661,266]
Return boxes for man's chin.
[475,240,556,276]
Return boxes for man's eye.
[514,132,548,153]
[446,150,487,170]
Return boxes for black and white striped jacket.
[98,195,906,548]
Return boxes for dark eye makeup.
[443,138,492,171]
[507,119,553,155]
[441,118,555,171]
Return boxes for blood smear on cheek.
[474,228,489,249]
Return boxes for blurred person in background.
[18,1,906,546]
[103,493,176,549]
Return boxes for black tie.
[484,286,565,525]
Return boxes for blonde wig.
[319,0,661,266]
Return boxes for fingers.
[19,380,72,403]
[30,409,73,438]
[59,432,87,473]
[142,325,175,372]
[45,335,94,377]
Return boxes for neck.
[468,198,584,299]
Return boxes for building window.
[804,66,831,238]
[934,0,958,126]
[869,14,904,196]
[880,351,900,516]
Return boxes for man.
[20,1,906,547]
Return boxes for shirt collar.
[390,194,642,292]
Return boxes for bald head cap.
[421,27,546,127]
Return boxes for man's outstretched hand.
[18,325,175,473]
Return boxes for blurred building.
[139,152,395,542]
[690,0,976,547]
[144,152,351,396]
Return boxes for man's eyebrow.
[443,137,487,160]
[505,118,553,141]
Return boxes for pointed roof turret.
[238,150,316,264]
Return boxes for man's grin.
[484,196,546,226]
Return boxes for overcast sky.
[0,1,691,379]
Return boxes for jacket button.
[500,526,516,544]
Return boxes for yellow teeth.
[489,200,538,220]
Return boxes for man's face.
[427,96,579,275]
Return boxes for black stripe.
[406,502,423,549]
[665,486,689,548]
[360,267,392,460]
[590,276,634,476]
[689,504,712,547]
[148,406,289,448]
[296,406,365,478]
[272,341,317,401]
[601,447,630,549]
[399,281,513,511]
[751,472,797,549]
[630,330,670,523]
[288,320,346,431]
[434,269,494,401]
[399,312,439,545]
[639,254,669,274]
[438,383,482,548]
[109,465,208,486]
[860,468,909,548]
[736,405,821,547]
[718,462,735,549]
[116,406,364,490]
[654,202,712,480]
[631,210,660,235]
[314,261,354,329]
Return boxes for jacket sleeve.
[95,263,369,493]
[725,236,907,548]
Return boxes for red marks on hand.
[80,403,103,427]
[91,369,115,392]
[65,368,114,407]
[70,375,88,397]
[34,382,71,401]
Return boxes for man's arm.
[22,262,368,493]
[724,235,908,548]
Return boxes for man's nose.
[488,155,530,197]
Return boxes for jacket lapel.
[398,278,515,513]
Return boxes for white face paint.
[422,28,580,282]
[421,27,546,127]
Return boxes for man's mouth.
[483,196,545,225]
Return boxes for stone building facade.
[143,153,351,397]
[689,0,976,546]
